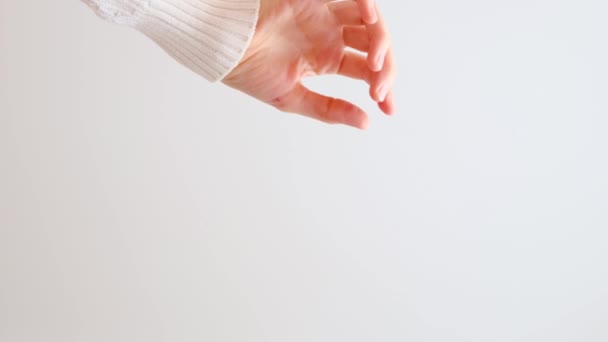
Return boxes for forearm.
[81,0,260,81]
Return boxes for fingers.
[326,0,376,24]
[272,83,369,129]
[329,1,389,71]
[365,3,395,113]
[329,0,397,116]
[378,89,395,115]
[366,3,391,72]
[356,0,378,24]
[335,51,396,116]
[337,51,370,84]
[343,26,369,52]
[370,48,395,104]
[341,14,396,113]
[328,1,365,26]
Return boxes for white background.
[1,1,607,341]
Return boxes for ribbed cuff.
[129,0,260,82]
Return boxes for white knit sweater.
[82,0,260,81]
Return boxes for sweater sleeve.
[81,0,260,81]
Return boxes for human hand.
[222,0,395,129]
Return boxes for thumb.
[273,83,369,129]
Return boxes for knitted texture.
[82,0,260,81]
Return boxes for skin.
[223,0,395,129]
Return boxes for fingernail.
[374,52,385,71]
[377,84,388,102]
